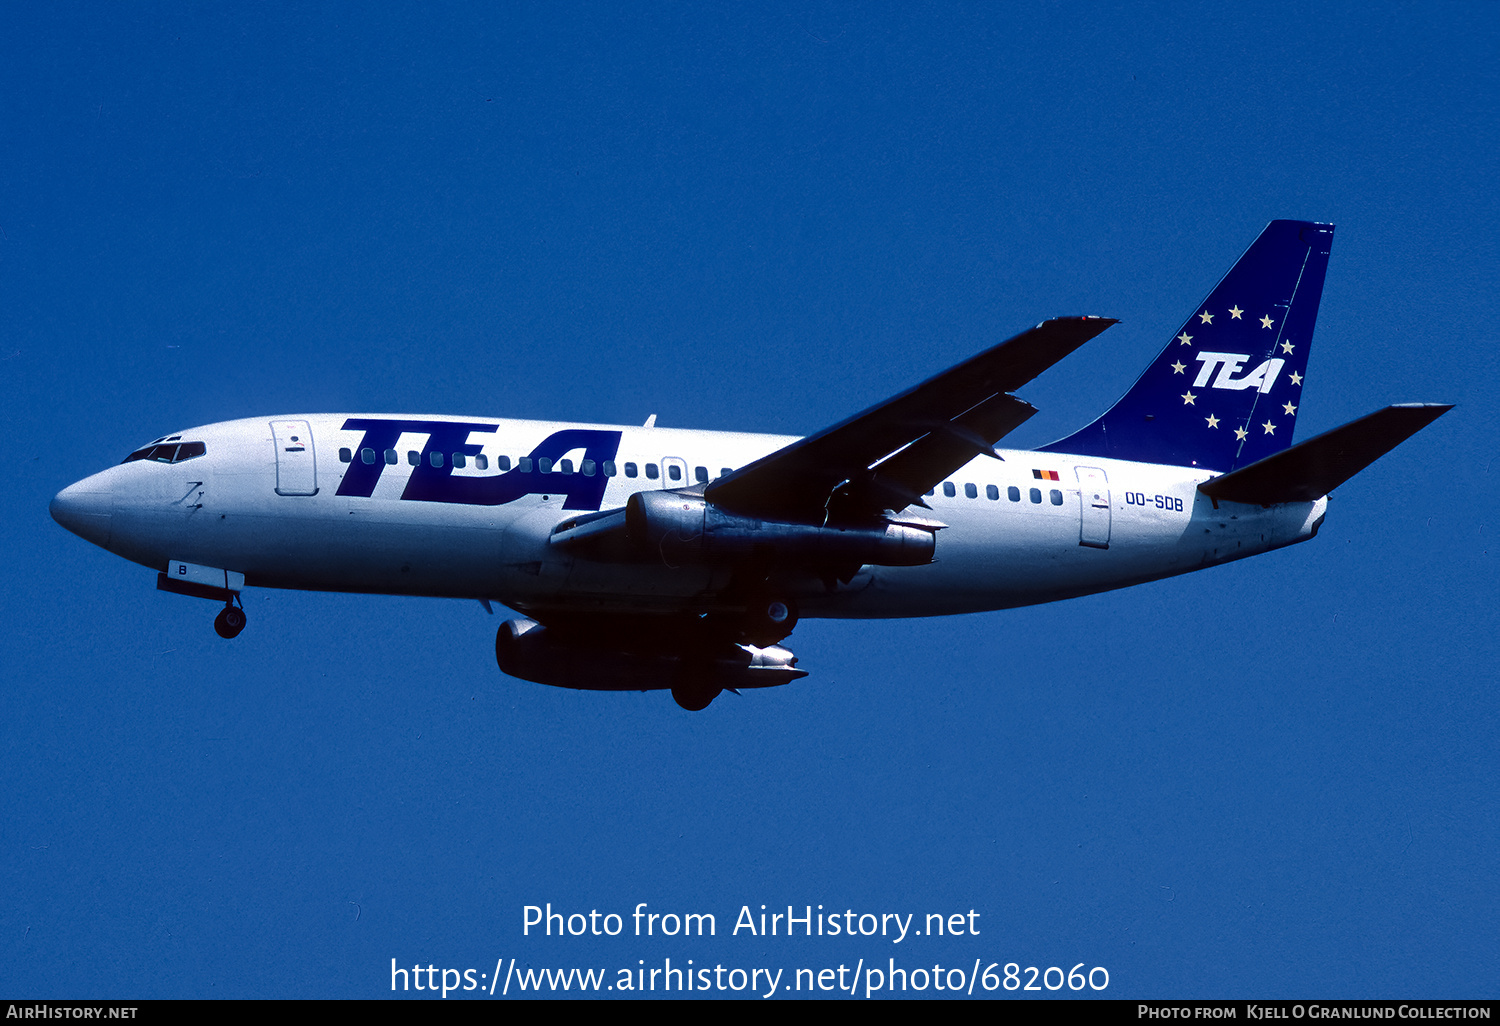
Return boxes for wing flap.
[705,316,1116,521]
[839,394,1037,513]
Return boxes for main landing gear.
[668,594,797,709]
[668,651,722,712]
[671,684,722,712]
[213,598,246,639]
[741,595,798,648]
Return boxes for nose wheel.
[214,601,246,639]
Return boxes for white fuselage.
[55,414,1327,620]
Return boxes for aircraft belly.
[196,512,489,596]
[554,561,721,602]
[806,493,1310,618]
[180,492,729,605]
[136,474,505,595]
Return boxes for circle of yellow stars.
[1169,305,1303,440]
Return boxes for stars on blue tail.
[1038,220,1333,471]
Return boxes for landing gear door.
[1076,466,1111,549]
[271,420,318,496]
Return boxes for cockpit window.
[121,440,207,464]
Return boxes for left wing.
[703,316,1117,522]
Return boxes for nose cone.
[51,475,113,548]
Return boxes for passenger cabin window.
[581,459,595,477]
[986,484,999,500]
[538,457,553,473]
[624,462,638,478]
[942,482,956,497]
[407,450,420,466]
[518,457,533,473]
[453,453,467,468]
[964,483,978,499]
[1030,487,1042,504]
[339,447,352,463]
[603,461,617,476]
[1050,489,1063,505]
[430,452,444,468]
[645,463,659,480]
[666,463,682,482]
[362,448,376,464]
[384,449,397,465]
[1008,486,1021,502]
[695,466,708,483]
[498,455,512,471]
[558,458,572,474]
[475,454,488,470]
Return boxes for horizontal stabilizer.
[1198,404,1452,505]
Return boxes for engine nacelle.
[625,491,935,567]
[495,618,807,692]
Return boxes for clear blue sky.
[3,2,1495,999]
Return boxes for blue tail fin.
[1040,220,1334,471]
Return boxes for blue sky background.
[3,2,1495,999]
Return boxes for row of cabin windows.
[125,436,1064,510]
[333,446,1063,506]
[122,437,1062,509]
[929,481,1064,505]
[337,447,732,484]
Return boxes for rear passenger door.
[1075,466,1111,549]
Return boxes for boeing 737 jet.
[51,221,1450,709]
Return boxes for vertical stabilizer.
[1040,220,1334,471]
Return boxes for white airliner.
[52,221,1449,709]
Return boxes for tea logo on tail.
[1192,352,1285,392]
[1040,220,1333,471]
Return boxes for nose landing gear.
[214,600,246,639]
[156,561,248,638]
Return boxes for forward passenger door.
[271,420,318,496]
